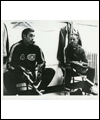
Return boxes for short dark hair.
[22,28,35,39]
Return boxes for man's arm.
[7,44,21,70]
[36,47,46,72]
[78,46,88,63]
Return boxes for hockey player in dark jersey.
[4,28,55,95]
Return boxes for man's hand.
[35,62,45,73]
[70,61,88,68]
[22,72,34,84]
[81,62,88,67]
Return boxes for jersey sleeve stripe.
[40,48,45,62]
[9,43,20,62]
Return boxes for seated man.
[64,33,97,94]
[4,28,55,95]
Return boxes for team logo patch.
[27,54,36,61]
[20,54,25,60]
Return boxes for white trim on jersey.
[9,43,21,62]
[40,48,45,62]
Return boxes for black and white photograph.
[2,20,99,97]
[1,1,99,119]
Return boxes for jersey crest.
[27,54,36,61]
[20,54,25,60]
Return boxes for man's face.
[24,32,35,45]
[69,35,79,47]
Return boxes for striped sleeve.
[36,47,45,64]
[8,42,21,67]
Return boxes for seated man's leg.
[65,67,73,89]
[82,67,98,95]
[86,67,95,83]
[4,71,18,95]
[38,68,55,91]
[64,67,80,90]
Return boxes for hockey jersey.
[8,40,45,72]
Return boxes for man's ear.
[23,34,26,39]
